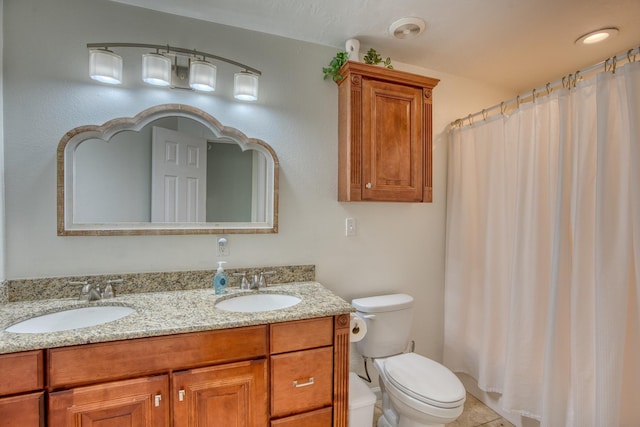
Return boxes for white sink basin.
[215,293,301,313]
[5,306,135,334]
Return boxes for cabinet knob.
[293,377,315,388]
[365,183,372,189]
[154,394,162,407]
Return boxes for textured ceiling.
[111,0,640,93]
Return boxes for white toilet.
[352,294,466,427]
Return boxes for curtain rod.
[451,46,640,127]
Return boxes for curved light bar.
[86,42,261,101]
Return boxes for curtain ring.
[574,70,580,86]
[604,58,610,73]
[500,101,506,115]
[611,57,617,74]
[562,75,568,89]
[532,88,537,102]
[482,109,488,121]
[467,114,473,125]
[546,83,552,95]
[516,95,521,108]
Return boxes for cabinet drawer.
[0,350,44,396]
[270,317,333,354]
[48,325,267,388]
[0,391,44,427]
[271,407,332,427]
[271,347,333,418]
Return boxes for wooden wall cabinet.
[337,61,439,202]
[0,350,44,427]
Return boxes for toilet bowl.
[352,294,466,427]
[375,354,465,427]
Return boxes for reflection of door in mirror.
[151,127,207,222]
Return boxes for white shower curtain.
[444,61,640,427]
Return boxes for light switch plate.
[345,218,357,236]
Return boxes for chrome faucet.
[68,281,101,301]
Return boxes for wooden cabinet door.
[173,359,268,427]
[362,78,424,202]
[48,375,169,427]
[0,392,44,427]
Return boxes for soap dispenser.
[213,261,228,295]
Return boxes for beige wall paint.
[1,0,513,361]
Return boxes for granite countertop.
[0,281,354,355]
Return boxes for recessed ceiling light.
[575,27,619,45]
[389,17,426,40]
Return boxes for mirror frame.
[57,104,279,236]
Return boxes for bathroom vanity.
[0,282,353,427]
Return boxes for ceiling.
[111,0,640,93]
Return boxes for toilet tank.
[352,294,414,358]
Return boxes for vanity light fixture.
[86,43,261,101]
[233,71,259,101]
[89,49,123,84]
[142,52,172,86]
[575,27,619,45]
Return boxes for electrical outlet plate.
[217,237,230,256]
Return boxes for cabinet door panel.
[48,375,169,427]
[271,347,333,418]
[173,359,267,427]
[0,392,44,427]
[362,79,423,201]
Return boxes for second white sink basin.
[215,293,301,312]
[5,306,135,334]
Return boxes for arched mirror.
[57,104,279,235]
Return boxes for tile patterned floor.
[373,392,515,427]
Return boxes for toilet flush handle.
[360,314,376,319]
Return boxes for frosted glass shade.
[189,61,216,92]
[142,53,171,86]
[233,72,259,101]
[89,49,123,84]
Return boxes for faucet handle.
[258,271,275,288]
[68,281,91,300]
[233,273,251,290]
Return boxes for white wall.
[0,0,5,281]
[1,0,514,361]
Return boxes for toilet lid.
[383,353,466,409]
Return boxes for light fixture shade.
[142,53,171,86]
[234,72,259,101]
[189,61,217,92]
[89,49,123,84]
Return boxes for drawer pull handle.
[293,377,314,388]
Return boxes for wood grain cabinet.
[1,315,350,427]
[48,375,169,427]
[0,350,44,427]
[336,61,439,202]
[173,359,267,427]
[269,317,348,427]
